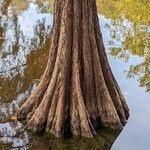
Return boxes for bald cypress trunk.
[16,0,129,138]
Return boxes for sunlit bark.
[17,0,129,138]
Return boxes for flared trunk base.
[16,0,129,138]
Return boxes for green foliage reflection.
[97,0,150,91]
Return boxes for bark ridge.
[16,0,129,138]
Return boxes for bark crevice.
[16,0,129,138]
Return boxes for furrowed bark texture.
[17,0,129,138]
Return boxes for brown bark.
[16,0,129,138]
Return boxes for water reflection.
[97,0,150,91]
[0,0,53,149]
[0,0,150,149]
[0,120,120,150]
[0,121,28,149]
[0,0,52,103]
[0,0,122,149]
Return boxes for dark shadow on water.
[0,119,121,150]
[0,0,149,149]
[0,1,123,149]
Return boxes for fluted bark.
[16,0,129,138]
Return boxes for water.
[0,0,149,149]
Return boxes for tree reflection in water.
[0,0,51,103]
[0,0,149,149]
[0,120,120,150]
[97,0,150,91]
[0,0,122,149]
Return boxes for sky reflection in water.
[0,0,150,150]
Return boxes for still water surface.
[0,0,150,149]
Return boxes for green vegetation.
[97,0,150,91]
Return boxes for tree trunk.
[16,0,129,138]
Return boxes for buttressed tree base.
[16,0,129,138]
